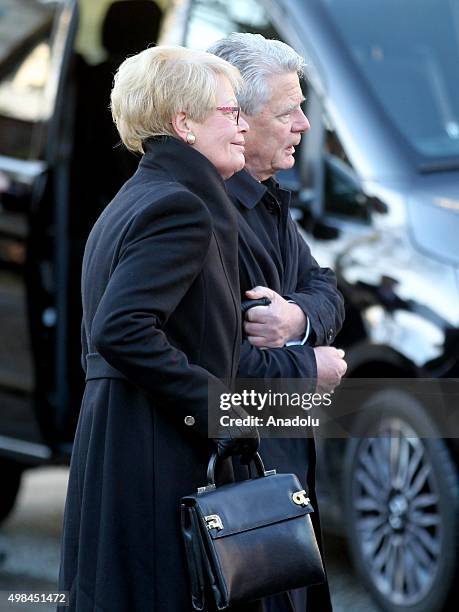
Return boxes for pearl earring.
[186,132,196,145]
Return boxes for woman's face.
[189,75,249,180]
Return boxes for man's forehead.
[267,72,299,87]
[266,72,303,104]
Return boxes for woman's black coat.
[58,137,248,611]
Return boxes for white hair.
[208,33,305,116]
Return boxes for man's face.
[242,72,310,181]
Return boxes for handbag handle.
[207,452,266,487]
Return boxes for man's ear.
[171,112,190,142]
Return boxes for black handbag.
[181,452,325,610]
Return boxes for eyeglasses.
[216,106,240,125]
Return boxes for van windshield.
[322,0,459,162]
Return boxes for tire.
[0,458,23,524]
[343,389,459,612]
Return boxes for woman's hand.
[216,434,260,463]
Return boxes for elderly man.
[209,33,347,612]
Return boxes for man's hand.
[313,347,347,393]
[244,286,307,348]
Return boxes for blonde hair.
[110,45,243,153]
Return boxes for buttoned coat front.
[58,137,250,612]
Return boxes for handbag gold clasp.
[205,514,224,531]
[292,490,310,507]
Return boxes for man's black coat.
[58,137,252,612]
[227,169,345,612]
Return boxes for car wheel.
[0,458,23,524]
[343,389,459,612]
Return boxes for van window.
[323,126,371,223]
[183,0,278,49]
[0,0,66,160]
[321,0,459,161]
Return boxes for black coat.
[227,170,344,379]
[58,137,248,612]
[227,170,345,612]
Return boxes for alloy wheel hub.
[388,493,408,530]
[352,418,441,606]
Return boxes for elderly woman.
[58,46,258,612]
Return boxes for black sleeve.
[238,339,317,388]
[90,191,231,438]
[283,219,345,346]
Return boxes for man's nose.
[293,109,310,133]
[238,115,250,132]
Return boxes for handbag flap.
[185,473,313,540]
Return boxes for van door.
[0,0,78,460]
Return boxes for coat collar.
[140,136,229,205]
[226,169,291,209]
[226,169,266,209]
